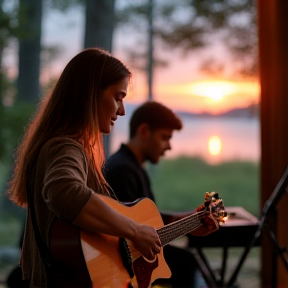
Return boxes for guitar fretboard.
[156,211,206,246]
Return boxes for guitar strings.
[157,211,207,246]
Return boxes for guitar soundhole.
[119,238,134,278]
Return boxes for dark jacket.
[105,144,155,203]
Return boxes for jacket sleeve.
[42,143,93,221]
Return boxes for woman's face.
[98,77,128,134]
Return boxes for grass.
[148,157,260,217]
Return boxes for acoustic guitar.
[49,192,226,288]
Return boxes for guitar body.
[81,194,171,288]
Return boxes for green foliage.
[148,157,260,217]
[0,214,23,247]
[0,103,36,215]
[0,103,37,163]
[0,0,18,48]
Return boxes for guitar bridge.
[119,238,134,278]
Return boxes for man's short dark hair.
[129,101,183,138]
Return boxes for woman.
[8,48,161,287]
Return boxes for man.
[105,101,217,288]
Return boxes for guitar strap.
[26,166,56,288]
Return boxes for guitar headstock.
[203,191,227,223]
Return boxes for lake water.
[110,115,260,164]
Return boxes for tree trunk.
[84,0,115,51]
[84,0,115,158]
[17,0,42,103]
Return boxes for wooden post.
[257,0,288,287]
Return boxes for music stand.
[226,165,288,288]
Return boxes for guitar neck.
[156,211,206,246]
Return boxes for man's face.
[145,128,174,164]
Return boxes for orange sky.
[126,76,260,115]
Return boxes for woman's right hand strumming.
[130,223,161,261]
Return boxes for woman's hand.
[190,204,219,236]
[190,215,219,236]
[131,224,161,261]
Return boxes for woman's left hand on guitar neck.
[160,205,219,237]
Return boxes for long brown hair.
[8,48,131,206]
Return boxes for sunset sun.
[189,80,238,101]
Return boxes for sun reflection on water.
[208,135,222,156]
